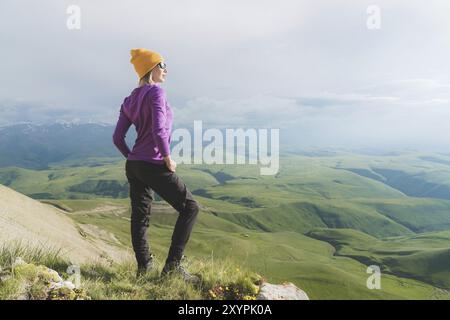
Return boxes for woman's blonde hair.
[139,68,155,86]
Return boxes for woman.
[113,48,200,283]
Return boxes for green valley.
[1,151,450,299]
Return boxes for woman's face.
[152,62,167,83]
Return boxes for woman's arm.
[150,86,171,157]
[112,105,132,158]
[150,86,176,171]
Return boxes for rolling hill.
[0,184,129,264]
[1,145,450,299]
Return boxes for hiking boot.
[136,255,156,278]
[161,260,200,285]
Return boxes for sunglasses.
[157,62,167,70]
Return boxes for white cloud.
[1,0,450,151]
[172,77,450,151]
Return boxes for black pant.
[125,159,199,268]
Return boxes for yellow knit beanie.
[130,48,164,79]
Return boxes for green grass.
[0,243,262,300]
[307,228,450,290]
[214,200,414,237]
[3,153,450,239]
[355,198,450,232]
[2,151,450,299]
[44,199,450,299]
[0,241,68,273]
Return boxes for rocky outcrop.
[0,258,89,300]
[257,282,309,300]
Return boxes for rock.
[46,268,63,283]
[0,275,11,282]
[13,257,26,267]
[13,262,62,284]
[49,280,76,291]
[257,282,309,300]
[3,258,89,300]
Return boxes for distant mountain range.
[0,123,134,169]
[1,122,440,170]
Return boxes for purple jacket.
[113,84,173,164]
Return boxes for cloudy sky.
[1,0,450,151]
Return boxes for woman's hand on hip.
[164,155,177,172]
